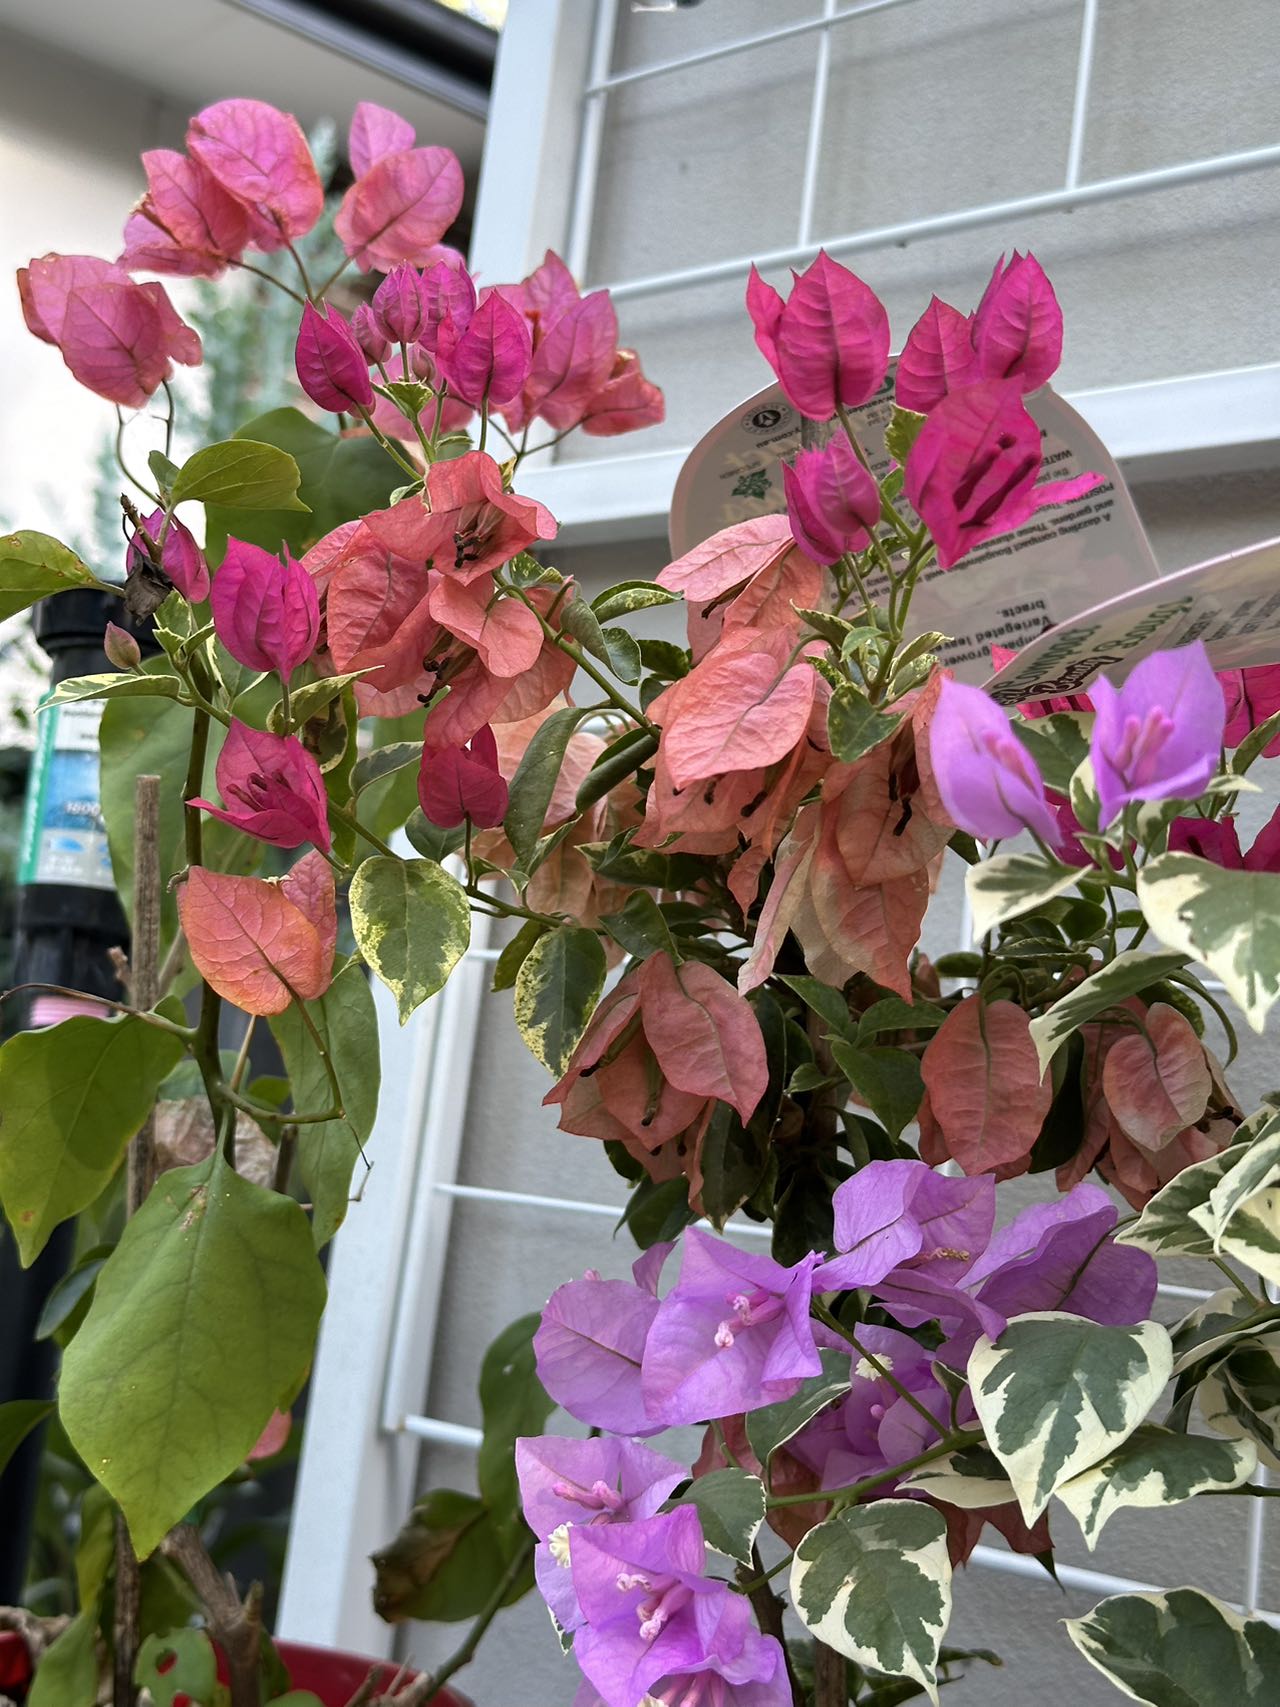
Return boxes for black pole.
[0,590,150,1604]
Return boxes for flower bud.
[125,508,210,603]
[971,251,1062,393]
[103,621,142,670]
[417,256,477,354]
[372,262,428,344]
[351,302,392,364]
[294,300,373,413]
[210,538,320,679]
[782,436,880,564]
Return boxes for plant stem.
[233,257,308,307]
[766,1432,970,1509]
[813,1639,847,1707]
[741,1546,802,1707]
[1210,1255,1263,1305]
[812,1300,951,1441]
[500,578,660,737]
[391,1535,534,1706]
[163,1526,262,1707]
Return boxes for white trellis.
[279,0,1280,1660]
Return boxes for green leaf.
[1233,708,1280,776]
[0,1015,184,1265]
[403,808,465,863]
[35,1245,112,1343]
[27,1609,99,1707]
[513,924,606,1075]
[903,1444,1017,1511]
[1055,1423,1255,1549]
[575,725,660,813]
[135,1630,217,1707]
[828,1041,923,1142]
[746,1349,851,1468]
[1011,713,1092,793]
[272,670,372,732]
[855,997,946,1046]
[269,964,380,1248]
[883,405,927,465]
[600,891,677,961]
[351,739,423,797]
[558,590,613,665]
[1066,1586,1280,1706]
[827,684,904,764]
[491,918,546,992]
[476,1314,554,1545]
[0,1398,54,1477]
[59,1153,326,1557]
[969,1312,1173,1524]
[791,1500,952,1705]
[674,1468,765,1565]
[504,706,589,868]
[697,1103,770,1230]
[75,1483,116,1608]
[1115,1142,1248,1259]
[1137,852,1280,1033]
[41,671,185,711]
[778,974,857,1044]
[965,852,1082,940]
[172,438,308,511]
[1187,1116,1280,1276]
[1026,948,1190,1072]
[0,530,101,621]
[591,580,678,623]
[349,856,470,1023]
[148,449,181,492]
[602,624,642,684]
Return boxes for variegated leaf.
[1191,1116,1280,1250]
[1055,1423,1255,1549]
[902,1442,1017,1511]
[790,1500,952,1706]
[1215,1188,1280,1286]
[968,1313,1173,1524]
[1170,1288,1280,1375]
[1066,1587,1280,1705]
[1198,1337,1280,1470]
[1026,949,1190,1072]
[1115,1143,1248,1258]
[966,852,1081,940]
[1136,853,1280,1033]
[745,1348,851,1469]
[673,1468,765,1566]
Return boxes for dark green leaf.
[602,625,642,684]
[600,891,678,961]
[27,1610,98,1707]
[856,997,946,1045]
[0,1398,54,1478]
[637,637,689,679]
[778,975,856,1043]
[352,739,423,798]
[372,1488,530,1624]
[404,808,466,862]
[618,1175,697,1249]
[746,1349,851,1467]
[35,1245,112,1343]
[491,918,546,992]
[828,1041,923,1141]
[575,726,660,812]
[477,1315,554,1544]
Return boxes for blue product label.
[18,701,116,890]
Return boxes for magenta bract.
[418,725,509,829]
[895,295,978,414]
[189,719,331,852]
[782,435,880,564]
[294,301,373,414]
[435,287,533,408]
[904,380,1102,569]
[372,263,429,345]
[746,251,890,420]
[210,538,320,679]
[187,98,323,251]
[971,250,1063,393]
[126,509,210,604]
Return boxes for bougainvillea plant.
[5,94,1280,1707]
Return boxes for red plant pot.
[271,1639,472,1706]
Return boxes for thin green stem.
[114,409,161,505]
[766,1433,972,1510]
[1210,1255,1263,1306]
[501,579,659,736]
[233,257,307,307]
[332,804,398,860]
[395,1537,535,1707]
[0,984,193,1042]
[355,407,422,479]
[314,254,353,300]
[283,239,315,301]
[812,1300,950,1439]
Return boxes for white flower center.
[548,1522,573,1567]
[854,1352,893,1383]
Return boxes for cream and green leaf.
[745,1348,851,1470]
[1066,1587,1280,1706]
[674,1468,766,1566]
[1170,1288,1280,1375]
[349,856,470,1023]
[903,1442,1017,1511]
[968,1313,1173,1524]
[790,1500,952,1705]
[1054,1423,1255,1549]
[1197,1337,1280,1470]
[1137,853,1280,1033]
[966,851,1082,941]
